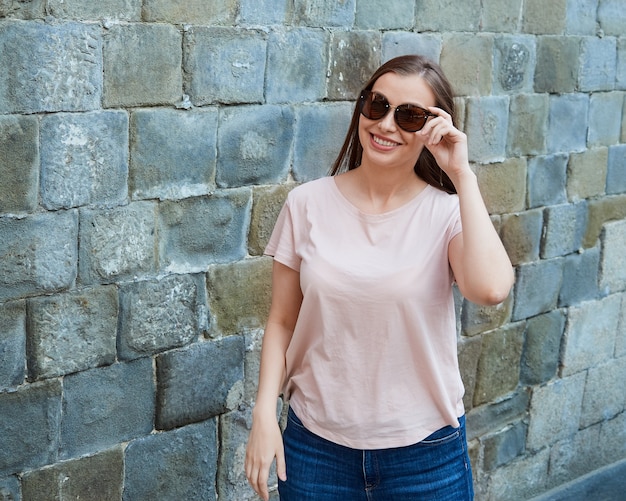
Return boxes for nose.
[378,108,397,131]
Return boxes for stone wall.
[0,0,625,500]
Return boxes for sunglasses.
[359,90,436,132]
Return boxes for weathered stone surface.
[217,106,293,187]
[600,219,626,294]
[616,293,626,358]
[0,21,102,113]
[328,31,382,100]
[158,190,251,273]
[588,92,623,147]
[355,0,414,29]
[415,0,481,31]
[618,38,626,90]
[0,211,78,301]
[458,335,482,411]
[381,32,442,63]
[249,185,295,256]
[124,420,217,501]
[547,425,603,487]
[561,295,622,376]
[440,34,493,96]
[597,0,626,36]
[466,388,530,440]
[0,475,20,501]
[521,310,566,385]
[567,147,608,201]
[461,295,513,337]
[79,202,157,284]
[500,209,543,265]
[61,358,154,459]
[579,36,617,92]
[27,286,118,380]
[130,108,217,200]
[584,194,626,247]
[22,447,123,501]
[547,93,589,154]
[482,0,523,32]
[143,0,237,23]
[292,0,355,27]
[522,0,567,34]
[184,27,267,105]
[475,158,526,214]
[0,380,62,475]
[566,0,599,35]
[541,202,588,258]
[527,154,568,208]
[0,0,45,18]
[494,35,536,94]
[512,259,564,320]
[598,412,626,465]
[207,258,272,336]
[0,301,25,390]
[48,0,141,20]
[103,24,182,107]
[606,144,626,195]
[581,358,626,428]
[485,448,550,501]
[238,0,289,24]
[507,93,548,157]
[156,336,244,430]
[482,420,527,471]
[534,36,580,93]
[466,96,509,164]
[559,246,600,307]
[40,111,128,210]
[0,115,39,213]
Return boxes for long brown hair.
[329,55,457,194]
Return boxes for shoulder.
[286,176,334,204]
[426,185,459,209]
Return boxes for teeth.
[373,135,397,147]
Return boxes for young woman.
[245,55,514,501]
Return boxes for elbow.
[464,268,515,306]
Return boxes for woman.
[245,55,514,500]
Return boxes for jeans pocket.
[287,406,307,430]
[420,425,461,446]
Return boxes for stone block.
[597,0,626,36]
[481,0,523,32]
[600,219,626,293]
[461,294,513,337]
[119,274,204,360]
[500,210,543,265]
[466,96,509,164]
[207,258,272,336]
[40,111,128,210]
[156,336,244,430]
[466,388,530,440]
[130,108,217,200]
[581,358,626,428]
[103,24,182,107]
[567,147,608,201]
[328,31,382,100]
[606,144,626,194]
[559,246,600,307]
[494,35,536,94]
[143,0,237,23]
[588,92,623,147]
[475,158,526,214]
[0,380,62,475]
[541,202,588,258]
[507,93,549,157]
[294,103,353,182]
[566,0,599,35]
[0,301,25,390]
[0,21,101,114]
[547,425,603,487]
[381,32,442,63]
[534,36,580,94]
[22,447,123,501]
[244,329,265,404]
[266,28,328,103]
[217,106,293,187]
[292,0,355,27]
[159,191,251,273]
[526,372,586,451]
[238,0,289,24]
[617,294,626,358]
[0,476,20,501]
[474,322,525,406]
[440,34,493,97]
[458,336,482,411]
[249,184,296,256]
[184,27,267,105]
[47,0,141,20]
[482,420,527,471]
[61,358,154,459]
[521,310,566,385]
[415,0,481,31]
[561,295,622,376]
[579,36,617,92]
[618,39,626,90]
[0,0,45,18]
[79,202,157,285]
[485,448,550,501]
[598,412,626,464]
[124,420,217,501]
[355,0,414,29]
[0,211,78,302]
[27,286,118,380]
[583,194,626,247]
[547,94,589,154]
[0,115,39,213]
[522,0,567,34]
[512,259,564,320]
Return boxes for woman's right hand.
[245,412,287,501]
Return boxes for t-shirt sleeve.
[447,195,463,243]
[264,201,302,272]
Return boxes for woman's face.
[358,72,436,173]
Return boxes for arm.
[245,260,303,501]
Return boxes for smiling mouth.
[372,134,400,147]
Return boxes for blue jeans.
[278,407,473,500]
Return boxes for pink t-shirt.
[265,176,465,449]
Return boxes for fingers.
[276,447,287,482]
[245,457,270,501]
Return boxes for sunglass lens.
[396,106,428,132]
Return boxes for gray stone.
[440,34,493,97]
[475,157,527,214]
[0,211,78,302]
[27,286,118,380]
[461,295,513,337]
[559,247,600,307]
[597,0,626,36]
[567,147,609,201]
[79,202,157,285]
[500,210,544,265]
[541,202,588,259]
[130,108,217,200]
[184,27,267,106]
[584,194,626,248]
[617,38,626,90]
[158,190,251,273]
[598,413,626,464]
[118,274,203,360]
[249,184,295,256]
[481,0,523,32]
[600,219,626,293]
[355,0,414,29]
[522,0,567,34]
[566,0,599,35]
[466,389,531,440]
[482,420,527,471]
[588,92,623,147]
[0,380,62,475]
[579,36,617,92]
[617,293,626,358]
[507,93,549,157]
[238,0,289,24]
[494,35,536,94]
[465,96,509,164]
[217,106,293,187]
[156,336,244,430]
[60,358,155,459]
[0,115,39,214]
[547,425,603,487]
[457,335,482,411]
[143,0,237,24]
[534,36,580,94]
[512,259,564,321]
[581,358,626,428]
[415,0,481,31]
[47,0,141,20]
[527,154,569,208]
[103,24,182,107]
[40,111,128,210]
[521,310,566,385]
[547,94,589,154]
[22,447,123,501]
[381,32,442,63]
[266,28,328,103]
[0,21,102,114]
[561,295,622,376]
[486,448,550,501]
[124,420,217,501]
[606,144,626,195]
[0,301,25,390]
[0,0,45,18]
[292,0,355,27]
[0,475,20,501]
